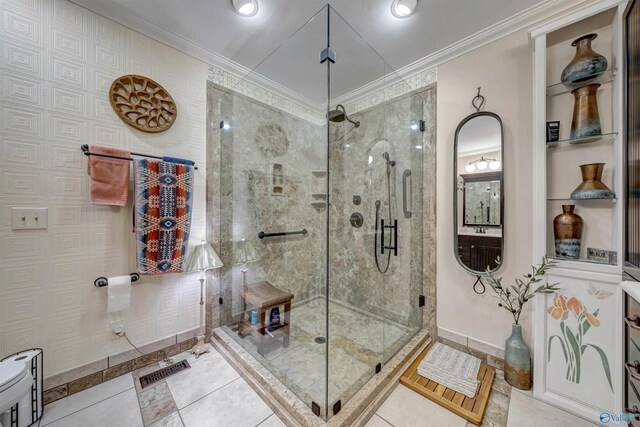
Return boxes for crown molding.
[528,0,627,39]
[334,0,588,108]
[73,0,590,115]
[68,0,321,114]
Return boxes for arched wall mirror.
[454,107,504,284]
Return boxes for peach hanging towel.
[87,145,131,206]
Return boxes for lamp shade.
[186,240,224,272]
[233,238,258,265]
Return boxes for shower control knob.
[350,212,364,228]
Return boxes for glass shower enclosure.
[212,6,426,420]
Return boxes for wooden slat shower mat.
[400,341,495,426]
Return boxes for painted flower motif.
[547,294,568,320]
[547,293,610,391]
[566,296,600,327]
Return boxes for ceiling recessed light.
[230,0,258,17]
[391,0,418,18]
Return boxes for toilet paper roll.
[107,275,131,313]
[1,348,43,427]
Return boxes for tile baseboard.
[437,327,505,361]
[43,328,199,405]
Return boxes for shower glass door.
[213,5,425,420]
[326,7,425,414]
[214,6,331,417]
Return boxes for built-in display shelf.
[546,197,617,202]
[544,256,621,274]
[531,2,625,420]
[546,68,618,96]
[546,131,618,148]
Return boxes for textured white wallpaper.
[0,0,207,376]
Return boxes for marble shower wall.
[207,82,327,325]
[206,81,438,341]
[327,89,434,335]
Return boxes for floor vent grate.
[139,360,190,389]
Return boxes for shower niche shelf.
[311,171,327,209]
[271,164,285,197]
[311,201,327,209]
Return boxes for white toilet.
[0,361,33,427]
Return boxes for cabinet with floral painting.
[530,0,626,422]
[541,268,621,416]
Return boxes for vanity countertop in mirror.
[457,227,502,237]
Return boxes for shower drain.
[314,337,326,344]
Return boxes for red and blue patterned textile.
[134,159,193,274]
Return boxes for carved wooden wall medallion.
[109,75,177,133]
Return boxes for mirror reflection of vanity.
[454,101,504,281]
[460,171,501,226]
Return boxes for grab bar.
[258,229,308,239]
[403,169,412,218]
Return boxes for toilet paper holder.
[94,273,140,287]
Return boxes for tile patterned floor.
[38,344,598,427]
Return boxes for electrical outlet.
[111,320,125,336]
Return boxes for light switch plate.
[11,207,47,230]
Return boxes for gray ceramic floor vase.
[570,163,615,199]
[504,324,531,390]
[553,205,583,259]
[561,33,608,85]
[570,83,601,139]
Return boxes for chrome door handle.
[627,316,640,330]
[403,169,412,219]
[627,362,640,382]
[625,405,640,424]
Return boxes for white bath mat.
[417,342,481,398]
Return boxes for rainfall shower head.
[328,104,360,128]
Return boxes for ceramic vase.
[561,34,608,85]
[570,84,601,139]
[553,205,583,259]
[570,163,615,200]
[504,324,531,390]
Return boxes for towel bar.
[81,145,198,170]
[94,273,140,287]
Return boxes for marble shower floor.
[222,298,414,410]
[38,343,599,427]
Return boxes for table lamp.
[186,240,223,357]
